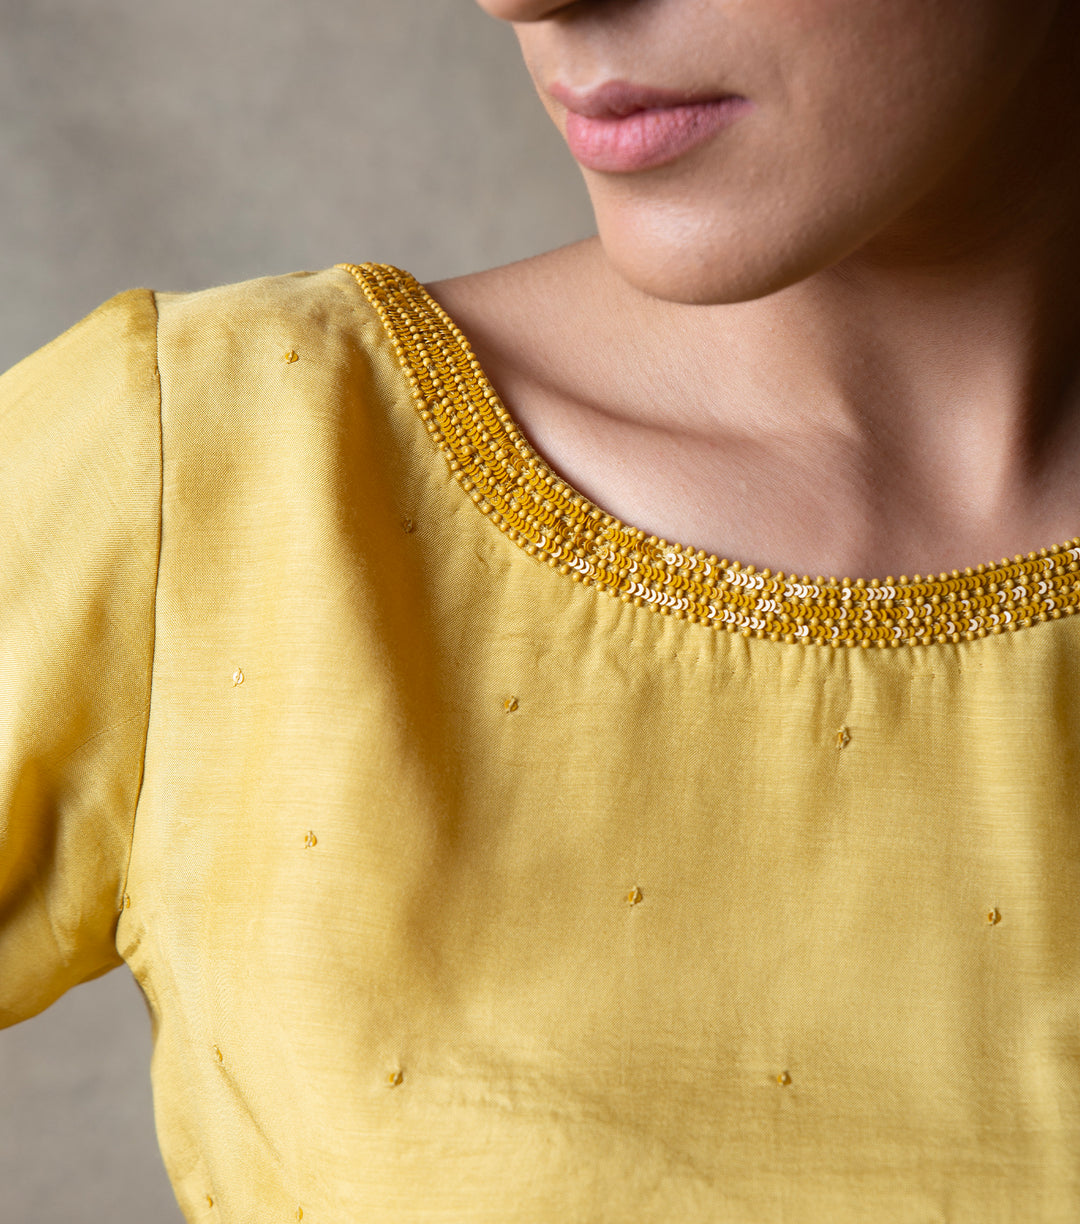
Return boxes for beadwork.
[340,262,1080,648]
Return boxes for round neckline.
[340,261,1080,649]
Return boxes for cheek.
[770,3,991,170]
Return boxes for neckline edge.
[339,261,1080,649]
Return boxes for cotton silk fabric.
[1,267,1078,1222]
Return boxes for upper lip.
[547,79,736,119]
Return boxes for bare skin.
[429,0,1080,581]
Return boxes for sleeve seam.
[117,288,164,917]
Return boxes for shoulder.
[1,265,390,439]
[150,265,405,450]
[153,266,382,370]
[149,266,424,547]
[1,266,401,468]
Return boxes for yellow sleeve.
[0,290,161,1026]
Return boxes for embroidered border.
[340,262,1080,648]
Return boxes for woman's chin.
[595,224,818,307]
[589,199,871,307]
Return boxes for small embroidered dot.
[504,697,519,712]
[213,1046,223,1063]
[401,517,416,534]
[388,1069,404,1087]
[304,831,318,849]
[835,726,851,750]
[206,1195,214,1209]
[626,886,644,906]
[123,893,131,909]
[297,1210,304,1221]
[987,908,1002,925]
[232,668,244,687]
[283,351,299,364]
[776,1071,792,1086]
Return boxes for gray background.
[0,2,593,1219]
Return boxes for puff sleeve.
[0,290,161,1026]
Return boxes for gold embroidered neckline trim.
[340,261,1080,649]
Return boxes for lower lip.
[564,98,750,173]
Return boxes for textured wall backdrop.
[0,0,593,371]
[0,2,593,1219]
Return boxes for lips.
[549,80,750,174]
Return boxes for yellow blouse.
[2,264,1079,1223]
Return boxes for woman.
[2,1,1079,1220]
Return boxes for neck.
[425,8,1080,577]
[591,81,1080,542]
